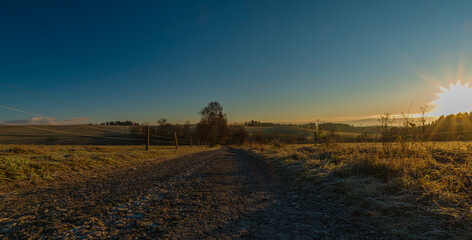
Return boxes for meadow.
[245,125,378,142]
[236,141,472,239]
[0,125,136,145]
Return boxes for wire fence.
[0,81,203,147]
[0,122,199,147]
[0,81,200,146]
[0,101,202,148]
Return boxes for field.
[236,141,472,239]
[2,124,471,238]
[245,125,378,142]
[0,125,136,145]
[0,125,377,145]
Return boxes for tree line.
[100,121,139,126]
[424,112,472,141]
[375,111,472,142]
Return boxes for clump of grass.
[237,142,472,239]
[271,139,285,149]
[2,145,50,154]
[0,144,215,193]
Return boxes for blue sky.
[2,0,472,124]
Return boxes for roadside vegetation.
[0,144,215,193]
[235,141,472,239]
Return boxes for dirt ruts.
[0,147,390,239]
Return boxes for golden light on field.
[431,81,472,116]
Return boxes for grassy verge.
[235,142,472,239]
[0,144,215,193]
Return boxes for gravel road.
[0,147,390,239]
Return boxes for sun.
[431,81,472,116]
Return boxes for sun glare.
[431,81,472,116]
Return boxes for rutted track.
[0,147,390,239]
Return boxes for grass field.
[0,125,137,145]
[236,141,472,239]
[245,125,378,142]
[0,125,377,145]
[0,144,215,193]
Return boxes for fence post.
[190,136,192,148]
[146,126,150,151]
[174,132,178,149]
[313,131,316,147]
[198,140,200,148]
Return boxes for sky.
[2,0,472,124]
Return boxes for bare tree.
[401,103,416,141]
[157,117,168,126]
[195,102,231,146]
[419,104,429,135]
[231,125,248,146]
[379,112,391,149]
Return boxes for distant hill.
[245,125,378,142]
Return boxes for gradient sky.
[2,0,472,124]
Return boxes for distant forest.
[424,112,472,141]
[100,121,139,126]
[244,120,379,134]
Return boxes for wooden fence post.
[313,131,316,147]
[190,136,192,148]
[146,126,150,151]
[174,132,178,149]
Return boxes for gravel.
[0,147,391,239]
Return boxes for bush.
[231,125,248,146]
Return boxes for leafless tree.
[379,112,391,150]
[419,104,429,135]
[231,125,248,146]
[157,117,168,126]
[401,103,416,140]
[195,102,230,146]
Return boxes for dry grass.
[236,141,472,239]
[0,144,215,193]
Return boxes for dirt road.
[0,147,390,239]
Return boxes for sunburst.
[431,81,472,116]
